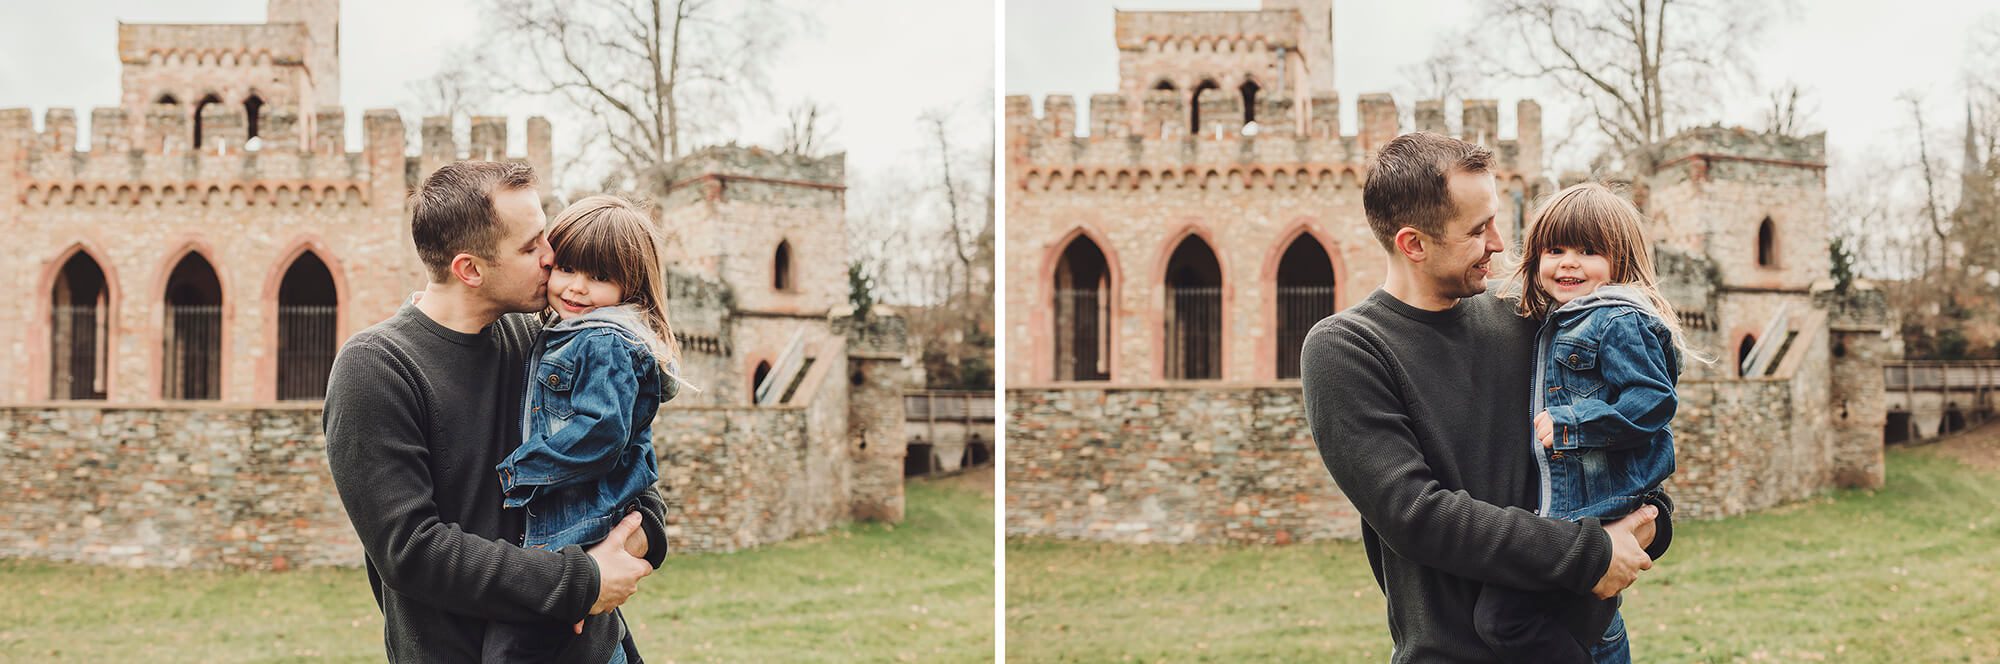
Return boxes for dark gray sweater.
[324,303,669,663]
[1300,290,1613,663]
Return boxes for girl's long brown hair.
[1506,182,1708,363]
[546,194,688,378]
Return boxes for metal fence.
[1055,287,1109,381]
[1165,286,1222,380]
[163,304,222,400]
[278,304,338,400]
[50,304,108,400]
[1276,285,1337,379]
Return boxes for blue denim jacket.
[1531,285,1680,521]
[496,305,679,550]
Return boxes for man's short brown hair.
[1362,132,1493,250]
[410,161,539,282]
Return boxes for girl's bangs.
[1530,198,1617,255]
[550,214,624,279]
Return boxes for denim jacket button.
[1569,353,1580,364]
[547,374,560,386]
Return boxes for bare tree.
[1471,0,1776,172]
[475,0,799,182]
[1762,82,1814,138]
[404,52,493,149]
[779,100,837,158]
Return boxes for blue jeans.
[1588,610,1630,663]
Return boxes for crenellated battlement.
[1653,126,1827,181]
[117,23,309,66]
[1114,10,1305,51]
[1,106,552,206]
[1005,92,1543,191]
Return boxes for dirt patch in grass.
[1915,419,2000,472]
[918,464,994,496]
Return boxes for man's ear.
[1393,227,1428,264]
[449,253,484,289]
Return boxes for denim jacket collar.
[1549,284,1661,328]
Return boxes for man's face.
[1419,170,1503,299]
[480,187,553,313]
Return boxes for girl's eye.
[556,266,574,273]
[1581,248,1597,255]
[591,274,609,283]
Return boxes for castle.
[0,0,912,568]
[1004,1,1892,544]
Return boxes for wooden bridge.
[904,390,996,476]
[1884,360,2000,442]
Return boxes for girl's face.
[1536,244,1613,306]
[548,264,625,320]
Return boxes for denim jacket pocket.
[535,356,579,420]
[1554,339,1603,398]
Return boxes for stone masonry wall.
[1006,385,1355,544]
[0,369,875,567]
[1008,344,1872,543]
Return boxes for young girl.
[1478,182,1694,662]
[491,194,694,663]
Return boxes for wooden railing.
[904,390,996,422]
[1884,361,2000,391]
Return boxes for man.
[325,161,668,663]
[1299,132,1661,662]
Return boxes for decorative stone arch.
[1038,225,1124,383]
[34,242,124,400]
[257,238,352,400]
[1259,222,1349,379]
[243,90,266,140]
[1152,224,1230,381]
[150,240,233,400]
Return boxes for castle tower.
[653,146,850,404]
[1261,0,1333,93]
[267,0,342,107]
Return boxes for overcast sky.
[1006,0,1998,178]
[0,0,995,191]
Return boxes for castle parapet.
[1006,92,1546,188]
[1114,10,1304,51]
[1650,127,1826,186]
[3,105,553,206]
[118,23,308,65]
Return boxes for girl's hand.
[1534,411,1555,449]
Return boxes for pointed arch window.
[277,252,338,399]
[1165,236,1222,380]
[774,241,793,291]
[51,252,110,400]
[1756,217,1776,267]
[1275,235,1336,379]
[1190,79,1220,134]
[244,93,265,140]
[193,93,223,149]
[164,253,223,400]
[1239,79,1261,124]
[1053,235,1111,381]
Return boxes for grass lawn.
[0,471,995,663]
[1006,430,2000,663]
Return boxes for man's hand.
[1534,411,1555,449]
[586,513,651,616]
[1590,504,1657,599]
[624,519,649,559]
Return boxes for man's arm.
[1300,322,1613,595]
[324,341,600,624]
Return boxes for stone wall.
[0,353,890,567]
[1007,346,1879,542]
[0,405,354,569]
[1006,385,1355,544]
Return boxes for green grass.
[1006,444,2000,663]
[0,476,995,663]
